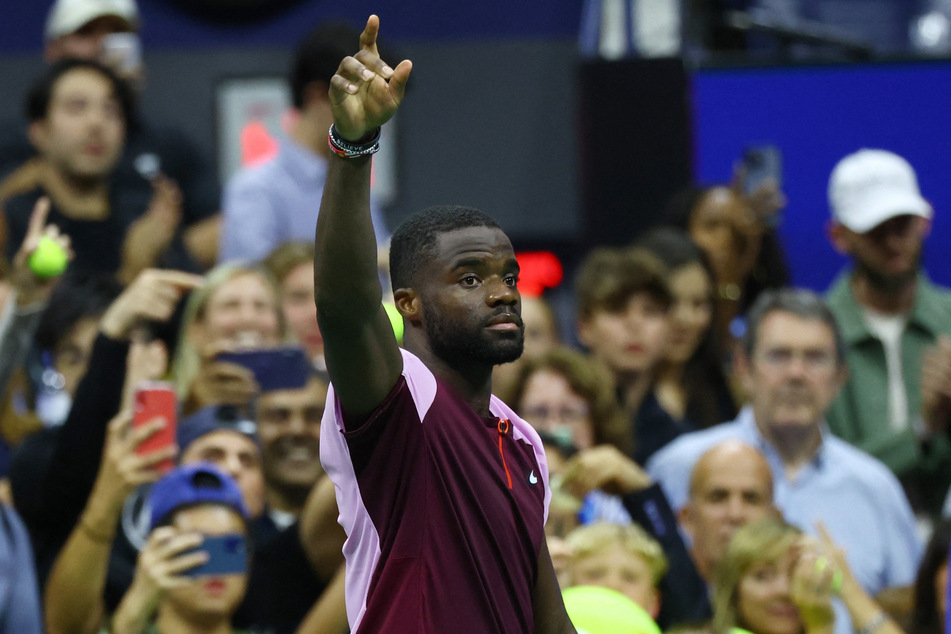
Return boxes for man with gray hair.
[824,148,951,519]
[647,288,920,633]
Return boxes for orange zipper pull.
[497,418,513,489]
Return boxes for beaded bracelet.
[328,124,381,159]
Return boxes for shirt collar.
[828,268,946,343]
[736,405,829,474]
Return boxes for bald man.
[679,440,777,581]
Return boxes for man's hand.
[328,15,412,142]
[921,336,951,434]
[119,175,183,285]
[10,197,72,307]
[560,445,652,498]
[99,268,204,341]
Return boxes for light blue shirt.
[647,406,921,599]
[219,136,390,263]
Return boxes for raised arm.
[313,15,411,421]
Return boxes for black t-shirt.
[0,116,219,229]
[3,179,206,276]
[4,185,149,275]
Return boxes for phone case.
[184,533,248,577]
[133,382,177,473]
[216,347,312,392]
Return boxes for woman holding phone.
[170,261,286,415]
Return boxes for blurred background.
[3,0,951,291]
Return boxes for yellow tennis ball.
[28,236,68,279]
[383,302,404,343]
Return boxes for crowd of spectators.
[0,1,949,633]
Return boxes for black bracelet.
[328,124,381,159]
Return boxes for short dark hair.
[35,271,123,353]
[26,58,135,125]
[290,22,363,109]
[574,247,671,320]
[742,288,846,364]
[389,205,502,292]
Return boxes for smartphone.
[133,381,177,474]
[183,533,248,577]
[742,145,782,191]
[216,347,312,392]
[742,144,783,226]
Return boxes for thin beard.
[854,255,919,294]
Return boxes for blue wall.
[1,1,583,53]
[691,60,951,292]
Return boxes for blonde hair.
[261,241,315,285]
[711,518,802,634]
[566,521,668,585]
[170,261,286,400]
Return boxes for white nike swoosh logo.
[528,470,538,485]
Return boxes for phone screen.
[184,533,248,577]
[742,145,782,195]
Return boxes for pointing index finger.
[360,15,381,57]
[149,270,205,290]
[25,197,51,242]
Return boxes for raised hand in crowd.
[187,339,260,412]
[788,539,837,634]
[560,444,653,499]
[814,525,905,634]
[100,267,203,341]
[111,526,208,634]
[44,407,171,634]
[45,340,172,634]
[118,174,184,285]
[921,335,951,435]
[8,196,72,307]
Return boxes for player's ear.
[394,288,421,323]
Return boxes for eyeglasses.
[757,348,837,373]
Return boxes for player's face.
[419,226,524,367]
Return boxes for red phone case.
[133,382,177,473]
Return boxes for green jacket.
[825,270,951,513]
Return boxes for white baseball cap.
[45,0,139,41]
[828,148,932,234]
